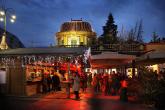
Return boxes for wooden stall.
[0,47,86,96]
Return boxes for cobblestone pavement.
[0,88,155,110]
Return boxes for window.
[71,40,77,45]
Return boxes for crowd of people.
[37,68,165,106]
[41,72,61,94]
[40,70,128,101]
[91,72,127,96]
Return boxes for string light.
[0,54,87,71]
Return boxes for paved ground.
[0,88,155,110]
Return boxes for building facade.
[56,19,96,46]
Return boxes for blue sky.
[1,0,165,47]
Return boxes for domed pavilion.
[56,19,96,46]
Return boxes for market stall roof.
[0,47,87,56]
[91,52,136,68]
[135,51,165,65]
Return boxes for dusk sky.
[1,0,165,47]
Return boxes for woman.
[72,72,80,100]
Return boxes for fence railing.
[91,44,145,52]
[57,44,145,52]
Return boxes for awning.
[91,52,136,68]
[136,51,165,65]
[0,47,87,55]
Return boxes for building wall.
[6,59,40,96]
[145,43,165,52]
[56,31,96,46]
[6,60,26,96]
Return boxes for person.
[104,74,109,96]
[72,72,80,100]
[111,73,120,95]
[41,74,48,94]
[61,72,71,99]
[80,74,87,93]
[47,74,52,92]
[92,74,100,94]
[64,72,69,81]
[52,73,60,92]
[120,78,128,102]
[83,73,88,92]
[87,73,92,87]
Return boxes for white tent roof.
[137,51,165,60]
[136,51,165,65]
[91,52,136,60]
[91,52,136,68]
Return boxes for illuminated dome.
[56,19,96,46]
[60,20,93,32]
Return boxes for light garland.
[0,55,86,67]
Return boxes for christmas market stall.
[0,47,87,96]
[90,52,136,76]
[135,43,165,73]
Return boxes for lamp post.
[0,8,16,50]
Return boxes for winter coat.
[72,76,80,91]
[52,75,60,85]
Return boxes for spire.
[0,32,8,50]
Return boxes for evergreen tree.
[101,13,118,44]
[151,31,159,43]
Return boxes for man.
[52,73,60,92]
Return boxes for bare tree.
[127,28,136,43]
[118,25,127,43]
[136,19,143,43]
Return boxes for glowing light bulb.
[0,17,4,21]
[11,15,16,19]
[0,11,5,16]
[10,19,15,23]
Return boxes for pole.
[0,9,7,49]
[4,11,6,34]
[0,8,16,50]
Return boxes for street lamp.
[0,8,16,50]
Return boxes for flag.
[84,47,91,67]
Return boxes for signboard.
[0,70,6,84]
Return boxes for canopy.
[0,47,86,55]
[91,52,136,68]
[136,51,165,65]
